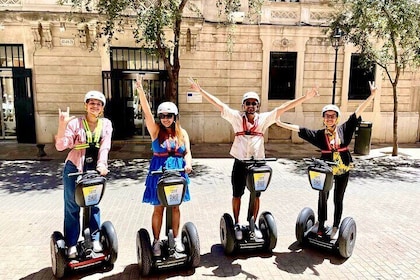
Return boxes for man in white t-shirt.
[189,78,317,240]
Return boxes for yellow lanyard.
[74,118,102,150]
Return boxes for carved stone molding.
[273,37,294,49]
[40,22,53,49]
[77,23,87,49]
[181,27,199,53]
[31,22,42,49]
[180,18,203,53]
[87,22,98,51]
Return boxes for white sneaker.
[93,240,103,253]
[254,226,263,239]
[330,227,339,239]
[67,246,77,259]
[175,238,185,253]
[152,240,161,257]
[234,224,243,240]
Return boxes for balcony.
[261,1,332,27]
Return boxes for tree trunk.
[166,70,179,104]
[392,84,398,156]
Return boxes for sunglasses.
[87,101,103,107]
[324,114,337,119]
[159,113,175,119]
[245,101,258,106]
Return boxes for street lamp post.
[331,27,343,105]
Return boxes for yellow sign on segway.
[82,184,103,206]
[164,184,184,206]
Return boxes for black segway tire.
[101,221,118,265]
[137,228,153,276]
[338,217,357,258]
[220,213,235,254]
[296,207,315,244]
[182,222,201,268]
[259,211,277,252]
[50,231,66,279]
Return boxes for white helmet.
[242,91,260,104]
[322,104,341,117]
[157,102,178,115]
[84,90,106,106]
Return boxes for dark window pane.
[0,44,25,68]
[269,52,297,100]
[348,54,375,100]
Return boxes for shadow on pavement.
[0,160,63,193]
[281,156,420,182]
[199,244,273,279]
[0,159,212,194]
[20,264,114,280]
[273,241,346,276]
[100,263,196,279]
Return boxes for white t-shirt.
[221,104,277,160]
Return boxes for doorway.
[0,70,16,139]
[103,70,166,140]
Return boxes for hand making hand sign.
[368,81,377,97]
[58,107,76,126]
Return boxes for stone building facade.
[0,0,419,145]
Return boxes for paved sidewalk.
[1,139,420,161]
[0,140,419,280]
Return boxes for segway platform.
[295,158,357,258]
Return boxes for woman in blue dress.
[136,76,192,257]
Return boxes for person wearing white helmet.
[189,77,318,240]
[55,90,113,258]
[136,76,192,257]
[277,81,377,239]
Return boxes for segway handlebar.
[240,157,277,164]
[151,168,186,175]
[68,170,100,177]
[303,157,336,167]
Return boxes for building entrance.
[103,70,166,140]
[0,68,35,143]
[0,70,16,139]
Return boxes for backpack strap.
[74,118,103,150]
[235,116,264,137]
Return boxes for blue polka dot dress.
[142,138,191,205]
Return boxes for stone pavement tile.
[1,157,420,279]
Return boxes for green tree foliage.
[331,0,420,155]
[65,0,192,103]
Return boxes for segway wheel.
[259,211,277,252]
[296,207,315,244]
[337,217,357,258]
[182,222,201,268]
[137,228,153,276]
[220,213,235,254]
[101,221,118,265]
[50,231,66,279]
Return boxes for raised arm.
[188,77,226,112]
[275,86,318,119]
[136,75,159,138]
[276,119,300,132]
[355,81,377,118]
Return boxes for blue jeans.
[63,161,101,246]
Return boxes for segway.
[295,158,356,258]
[50,170,118,278]
[220,158,277,255]
[136,168,200,276]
